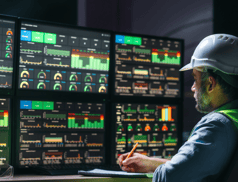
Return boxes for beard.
[195,82,213,114]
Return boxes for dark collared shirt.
[153,99,238,182]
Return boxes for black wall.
[213,0,238,36]
[0,0,77,25]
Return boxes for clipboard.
[78,168,153,178]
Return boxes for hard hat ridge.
[180,34,238,75]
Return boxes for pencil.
[125,142,139,160]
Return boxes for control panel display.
[19,22,110,93]
[18,100,105,167]
[0,19,15,88]
[114,103,178,164]
[115,34,181,97]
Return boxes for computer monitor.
[18,19,111,96]
[114,34,183,98]
[113,103,178,164]
[0,16,16,95]
[0,98,11,166]
[16,99,105,168]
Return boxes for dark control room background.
[0,0,237,171]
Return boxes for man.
[118,34,238,182]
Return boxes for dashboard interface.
[19,22,110,93]
[115,34,181,97]
[0,19,15,88]
[114,103,178,164]
[18,100,105,167]
[0,98,10,166]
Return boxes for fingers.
[118,152,130,167]
[121,165,135,173]
[122,156,137,166]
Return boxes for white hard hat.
[180,34,238,75]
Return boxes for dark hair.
[201,69,238,100]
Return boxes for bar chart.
[68,113,104,129]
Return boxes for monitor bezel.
[16,17,113,101]
[110,31,184,103]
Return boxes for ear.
[208,76,216,92]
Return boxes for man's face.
[191,69,212,114]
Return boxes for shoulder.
[190,112,231,139]
[198,112,232,126]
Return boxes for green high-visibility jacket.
[217,109,238,129]
[188,109,238,140]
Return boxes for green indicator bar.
[134,48,151,54]
[0,120,3,127]
[96,59,100,70]
[47,49,70,56]
[46,114,66,119]
[152,53,180,65]
[79,59,83,68]
[124,36,133,44]
[0,66,13,72]
[71,56,76,68]
[74,57,78,68]
[68,118,72,128]
[71,55,109,71]
[124,106,137,113]
[90,57,93,69]
[4,116,8,127]
[44,33,56,44]
[139,106,155,113]
[45,137,62,140]
[75,123,78,128]
[32,31,44,43]
[93,60,97,69]
[21,49,42,53]
[164,136,177,143]
[134,135,147,140]
[32,101,43,110]
[72,118,75,128]
[107,59,110,70]
[85,118,88,128]
[133,37,142,46]
[118,137,126,142]
[98,122,100,129]
[43,102,54,110]
[118,48,132,52]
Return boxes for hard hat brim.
[179,63,193,72]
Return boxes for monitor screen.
[0,19,15,89]
[0,98,10,166]
[17,100,105,167]
[114,103,178,164]
[19,21,110,94]
[114,34,181,97]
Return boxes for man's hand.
[118,152,170,173]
